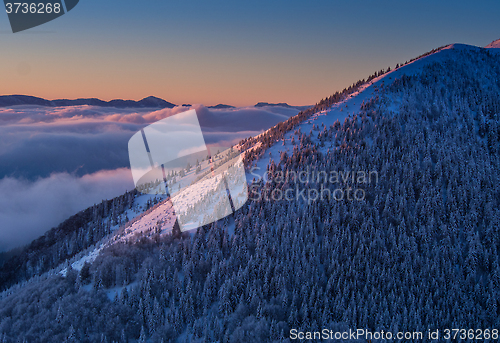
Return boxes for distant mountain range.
[0,95,309,110]
[0,95,176,109]
[254,102,311,111]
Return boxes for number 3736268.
[5,3,61,14]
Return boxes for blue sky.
[1,0,499,105]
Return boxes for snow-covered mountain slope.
[59,188,170,275]
[60,149,246,275]
[87,43,473,247]
[242,43,488,177]
[91,43,482,243]
[20,41,499,284]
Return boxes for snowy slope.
[64,42,491,274]
[62,152,247,275]
[104,44,475,239]
[60,188,170,275]
[245,43,482,179]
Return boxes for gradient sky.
[1,0,499,106]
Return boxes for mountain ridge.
[0,95,176,109]
[0,95,311,110]
[254,102,311,111]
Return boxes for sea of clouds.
[0,104,298,251]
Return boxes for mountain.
[485,38,500,48]
[0,95,53,107]
[1,40,500,342]
[254,101,311,111]
[208,104,235,109]
[136,96,176,108]
[0,95,176,108]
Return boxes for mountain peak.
[485,38,500,49]
[208,104,235,109]
[137,96,176,108]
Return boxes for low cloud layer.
[0,168,135,252]
[0,104,297,180]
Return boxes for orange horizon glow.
[1,53,367,108]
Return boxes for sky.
[1,0,499,106]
